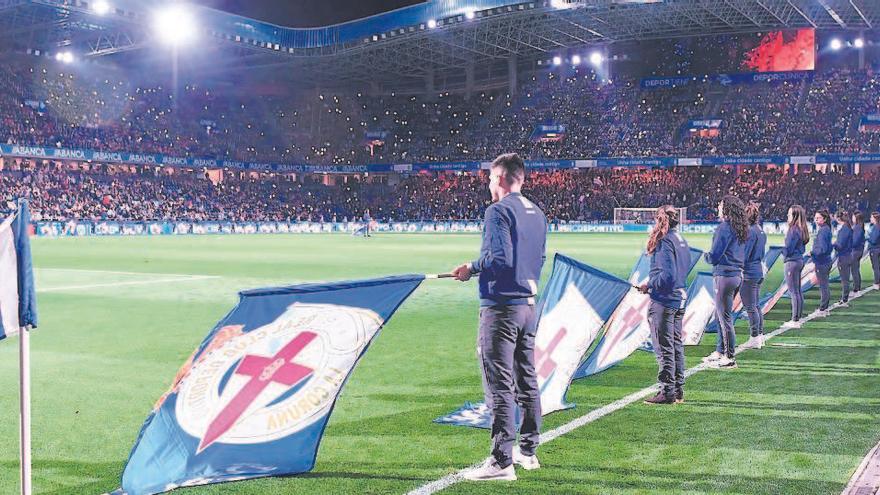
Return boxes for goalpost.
[613,207,687,225]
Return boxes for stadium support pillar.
[508,56,517,96]
[859,30,866,70]
[465,64,475,100]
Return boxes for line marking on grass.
[37,267,220,278]
[407,286,877,495]
[37,275,219,293]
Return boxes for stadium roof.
[2,0,878,91]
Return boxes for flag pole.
[19,325,31,495]
[18,326,32,495]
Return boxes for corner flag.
[0,200,38,340]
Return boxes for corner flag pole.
[19,324,32,495]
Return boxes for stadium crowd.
[4,55,880,165]
[2,162,877,223]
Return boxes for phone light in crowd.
[590,51,604,67]
[154,5,199,45]
[829,38,843,51]
[854,38,865,49]
[427,19,437,28]
[465,9,475,20]
[552,56,562,66]
[571,54,582,66]
[92,0,110,15]
[55,51,74,64]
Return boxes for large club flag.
[573,247,702,379]
[759,254,836,314]
[435,254,631,428]
[681,272,715,346]
[706,245,785,333]
[0,200,38,340]
[118,275,424,495]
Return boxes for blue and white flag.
[0,200,38,340]
[435,254,631,428]
[707,245,785,333]
[681,272,715,346]
[118,275,423,495]
[573,247,702,379]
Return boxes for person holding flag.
[451,153,547,481]
[833,210,853,306]
[637,205,690,405]
[702,195,747,369]
[741,202,767,349]
[869,211,880,288]
[811,209,834,314]
[782,205,809,326]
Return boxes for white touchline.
[38,267,222,278]
[38,275,219,293]
[406,286,877,495]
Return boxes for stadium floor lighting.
[92,0,110,15]
[830,38,843,51]
[427,19,437,28]
[571,54,581,65]
[590,51,603,66]
[552,56,562,66]
[154,5,198,45]
[464,9,475,20]
[854,38,865,48]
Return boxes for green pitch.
[0,233,878,495]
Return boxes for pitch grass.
[0,233,878,495]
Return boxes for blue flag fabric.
[118,275,423,495]
[573,247,702,379]
[434,254,631,428]
[0,199,38,340]
[706,245,785,333]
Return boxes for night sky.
[193,0,424,27]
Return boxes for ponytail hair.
[647,205,680,254]
[789,205,810,245]
[721,195,749,243]
[853,210,864,226]
[836,209,852,228]
[745,201,760,226]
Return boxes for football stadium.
[1,1,880,494]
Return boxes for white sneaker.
[743,336,763,349]
[513,447,541,470]
[814,309,830,318]
[711,356,738,369]
[463,457,517,481]
[701,351,722,363]
[837,301,850,308]
[781,320,802,329]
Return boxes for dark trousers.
[838,254,852,302]
[648,301,685,396]
[872,250,880,286]
[816,263,832,311]
[714,275,741,358]
[784,260,805,321]
[478,304,541,467]
[741,278,764,337]
[852,252,863,292]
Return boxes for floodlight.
[829,38,843,51]
[571,54,581,65]
[854,38,865,48]
[589,51,603,66]
[92,0,110,15]
[465,9,476,20]
[154,5,198,45]
[552,56,562,66]
[427,19,437,28]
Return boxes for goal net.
[613,207,687,225]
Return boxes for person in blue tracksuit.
[452,153,547,481]
[702,195,748,369]
[851,211,866,293]
[834,210,853,305]
[638,205,691,405]
[869,212,880,288]
[741,202,767,349]
[811,210,834,313]
[782,205,810,325]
